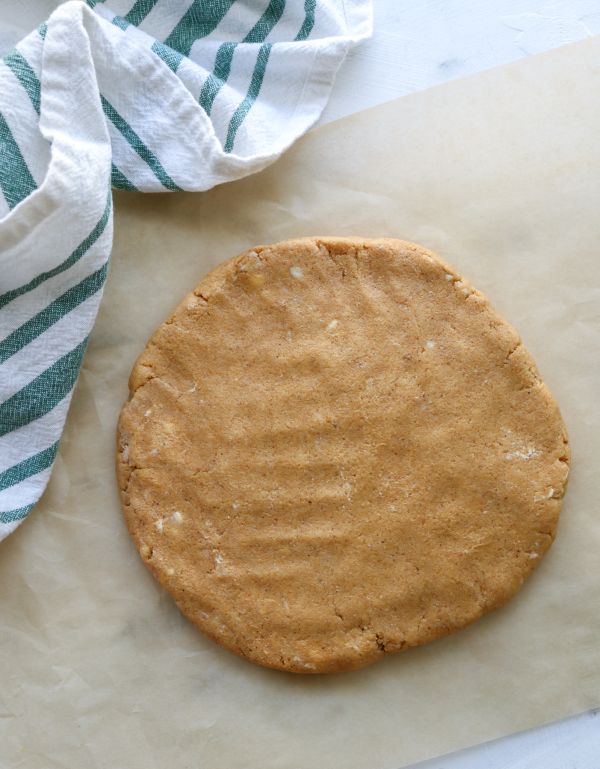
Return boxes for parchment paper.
[2,37,600,769]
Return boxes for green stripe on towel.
[0,113,37,210]
[199,42,236,115]
[224,43,271,153]
[4,50,41,114]
[165,0,236,57]
[111,163,138,190]
[124,0,160,26]
[101,96,182,191]
[0,191,112,310]
[296,0,316,40]
[151,41,184,73]
[0,340,88,437]
[199,0,284,117]
[244,0,285,43]
[0,265,108,365]
[0,443,58,491]
[0,505,34,525]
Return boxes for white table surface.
[1,2,598,767]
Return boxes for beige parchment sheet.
[2,36,600,769]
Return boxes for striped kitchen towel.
[0,0,371,541]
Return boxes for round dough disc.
[117,238,569,674]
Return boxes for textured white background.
[1,1,599,767]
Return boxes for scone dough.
[117,238,569,673]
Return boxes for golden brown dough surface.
[117,238,569,673]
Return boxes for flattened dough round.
[117,238,570,674]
